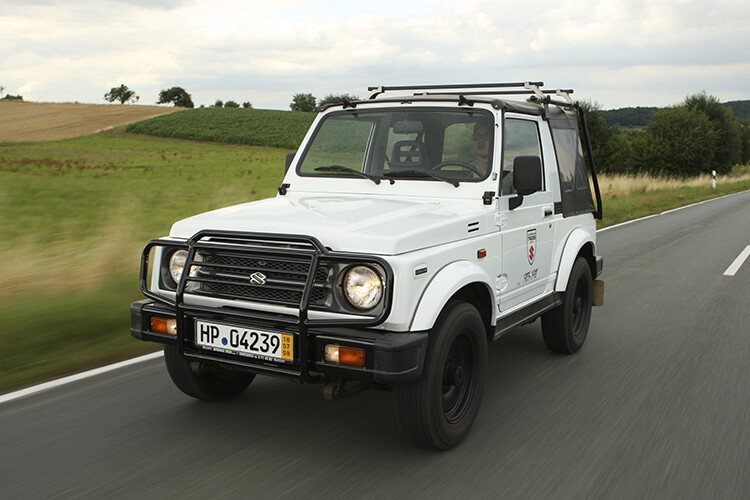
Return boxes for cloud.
[1,0,749,109]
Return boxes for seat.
[389,140,426,169]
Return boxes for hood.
[169,194,494,255]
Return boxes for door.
[498,116,555,311]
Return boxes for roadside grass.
[598,167,750,227]
[0,130,286,391]
[0,130,285,300]
[1,129,749,392]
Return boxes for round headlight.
[342,265,384,311]
[168,249,188,284]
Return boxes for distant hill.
[601,100,750,128]
[724,100,750,120]
[600,107,659,128]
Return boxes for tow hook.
[321,380,369,400]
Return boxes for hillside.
[0,101,178,142]
[724,100,750,120]
[126,107,316,149]
[601,100,750,128]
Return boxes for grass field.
[126,107,316,149]
[0,101,178,142]
[1,104,749,393]
[0,130,288,391]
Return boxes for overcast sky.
[1,0,748,110]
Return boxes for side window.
[502,118,542,196]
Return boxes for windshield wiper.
[383,169,459,187]
[314,165,382,185]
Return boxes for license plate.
[195,320,294,362]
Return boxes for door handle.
[544,207,553,217]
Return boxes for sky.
[1,0,748,111]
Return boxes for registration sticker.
[195,320,294,362]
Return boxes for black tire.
[541,257,593,353]
[394,302,487,450]
[163,345,255,401]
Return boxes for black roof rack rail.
[419,89,575,98]
[367,81,545,99]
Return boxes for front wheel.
[164,345,255,401]
[541,257,593,353]
[394,302,487,450]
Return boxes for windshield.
[297,108,494,184]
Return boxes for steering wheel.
[431,161,485,177]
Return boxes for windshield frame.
[295,106,495,185]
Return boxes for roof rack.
[367,81,575,104]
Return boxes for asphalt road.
[2,191,749,499]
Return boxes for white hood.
[169,194,494,255]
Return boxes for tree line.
[101,83,749,178]
[103,84,359,113]
[585,92,750,177]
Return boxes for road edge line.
[0,351,163,405]
[597,189,750,233]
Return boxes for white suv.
[131,81,604,449]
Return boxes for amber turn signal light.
[324,345,366,367]
[150,317,177,335]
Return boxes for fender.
[555,228,596,292]
[410,260,495,332]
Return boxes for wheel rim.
[441,331,477,424]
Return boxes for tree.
[104,84,139,104]
[242,101,252,109]
[290,93,316,112]
[684,92,742,174]
[157,87,194,108]
[213,99,224,108]
[224,100,240,108]
[578,100,613,171]
[741,120,750,165]
[317,93,360,111]
[641,106,717,177]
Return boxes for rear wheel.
[394,302,487,450]
[541,257,593,353]
[164,345,255,401]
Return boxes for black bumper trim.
[130,300,428,385]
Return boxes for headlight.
[342,265,384,311]
[168,249,188,284]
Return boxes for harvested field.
[0,101,179,142]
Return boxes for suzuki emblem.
[526,229,537,265]
[249,272,267,285]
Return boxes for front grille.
[183,237,329,307]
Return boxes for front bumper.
[130,299,427,385]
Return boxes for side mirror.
[285,152,296,173]
[509,156,542,210]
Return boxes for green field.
[1,115,749,393]
[0,130,288,391]
[126,107,316,149]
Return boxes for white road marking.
[0,351,163,405]
[723,245,750,277]
[598,189,749,233]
